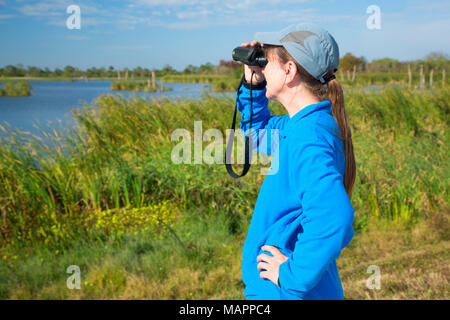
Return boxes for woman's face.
[261,50,287,101]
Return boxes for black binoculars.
[226,45,268,179]
[232,45,268,68]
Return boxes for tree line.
[339,52,449,73]
[1,52,448,79]
[0,60,242,79]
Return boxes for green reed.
[0,87,448,248]
[161,74,241,92]
[0,81,32,97]
[110,80,173,92]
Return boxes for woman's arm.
[236,79,289,155]
[277,138,355,298]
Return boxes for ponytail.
[327,77,356,199]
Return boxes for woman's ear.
[285,61,298,84]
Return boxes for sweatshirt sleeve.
[278,137,355,298]
[236,79,289,155]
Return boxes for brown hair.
[263,45,356,199]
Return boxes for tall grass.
[338,72,450,88]
[0,93,252,248]
[347,87,449,230]
[111,80,173,92]
[162,74,228,83]
[0,86,448,299]
[162,74,241,92]
[0,87,448,250]
[162,72,450,91]
[0,81,31,96]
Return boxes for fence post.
[419,65,424,88]
[117,69,121,80]
[443,69,446,87]
[408,64,412,89]
[352,65,356,82]
[125,69,128,81]
[429,69,434,87]
[152,71,156,89]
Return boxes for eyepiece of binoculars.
[232,45,268,68]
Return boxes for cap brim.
[253,31,283,46]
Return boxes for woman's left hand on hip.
[257,245,288,286]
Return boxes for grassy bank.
[0,206,448,299]
[2,71,447,92]
[337,72,450,87]
[161,74,240,92]
[0,87,448,299]
[111,80,173,92]
[161,72,450,91]
[0,81,31,97]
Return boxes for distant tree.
[98,67,106,77]
[214,60,243,75]
[424,52,449,70]
[73,67,83,78]
[63,65,76,77]
[219,60,241,69]
[142,68,151,77]
[54,68,63,77]
[3,65,23,77]
[86,67,98,78]
[339,53,365,72]
[106,66,115,78]
[161,64,176,75]
[183,64,197,74]
[16,64,26,76]
[199,62,213,74]
[368,58,401,73]
[27,66,43,77]
[43,67,51,77]
[133,66,143,78]
[425,52,449,61]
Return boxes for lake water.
[0,80,403,138]
[0,80,234,136]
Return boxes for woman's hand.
[257,245,288,287]
[241,41,266,85]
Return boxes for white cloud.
[19,3,65,17]
[336,9,450,62]
[9,0,363,31]
[0,14,15,20]
[176,9,212,19]
[132,0,211,6]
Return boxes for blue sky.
[0,0,449,71]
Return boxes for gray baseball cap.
[254,22,339,84]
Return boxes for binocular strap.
[225,72,254,179]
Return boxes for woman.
[237,23,356,300]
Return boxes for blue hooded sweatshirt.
[237,80,355,300]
